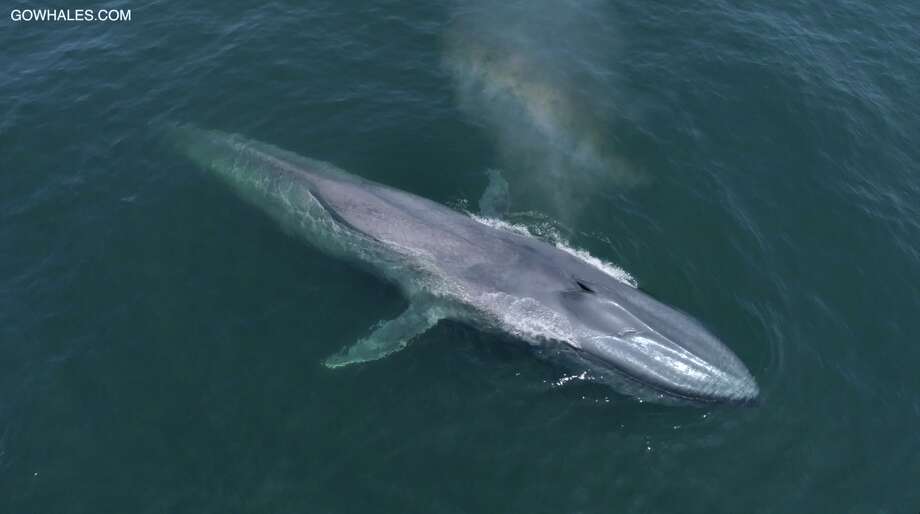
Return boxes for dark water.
[3,1,919,512]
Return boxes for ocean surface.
[2,1,919,512]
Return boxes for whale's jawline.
[544,342,758,407]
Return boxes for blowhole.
[575,280,595,293]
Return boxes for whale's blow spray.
[444,0,643,220]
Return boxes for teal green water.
[2,1,919,512]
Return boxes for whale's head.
[549,276,759,405]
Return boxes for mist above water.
[444,0,643,221]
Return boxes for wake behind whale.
[171,126,758,405]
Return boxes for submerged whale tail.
[163,123,253,174]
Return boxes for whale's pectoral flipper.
[478,168,510,218]
[323,303,442,368]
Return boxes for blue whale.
[172,126,758,405]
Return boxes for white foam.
[469,213,535,237]
[554,243,637,288]
[469,214,638,288]
[553,371,589,387]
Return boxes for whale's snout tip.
[737,373,761,404]
[702,366,759,406]
[656,370,759,407]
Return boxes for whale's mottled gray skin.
[173,126,758,405]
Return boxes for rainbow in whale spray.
[443,0,645,220]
